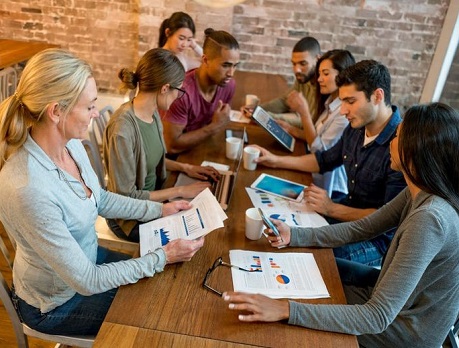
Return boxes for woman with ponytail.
[103,48,218,242]
[159,11,202,71]
[0,48,204,335]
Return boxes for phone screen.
[258,208,280,236]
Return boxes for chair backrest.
[0,67,18,103]
[82,139,105,189]
[90,105,114,147]
[0,234,94,348]
[449,316,459,348]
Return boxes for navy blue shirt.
[314,106,406,253]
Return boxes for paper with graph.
[229,250,329,299]
[245,187,329,228]
[139,188,227,256]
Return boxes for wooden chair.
[0,234,94,348]
[0,67,18,102]
[81,139,137,255]
[89,105,114,149]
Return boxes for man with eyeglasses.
[245,37,321,125]
[163,28,240,154]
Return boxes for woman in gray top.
[0,49,204,335]
[222,103,459,347]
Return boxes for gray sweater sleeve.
[287,190,452,340]
[289,189,408,248]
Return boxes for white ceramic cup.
[245,94,260,108]
[245,207,264,240]
[243,146,260,170]
[226,137,242,160]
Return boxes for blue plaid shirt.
[315,106,406,253]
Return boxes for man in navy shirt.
[254,60,406,266]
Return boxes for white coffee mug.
[226,137,241,160]
[243,146,260,170]
[245,207,264,240]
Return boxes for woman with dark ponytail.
[159,12,202,71]
[103,48,219,242]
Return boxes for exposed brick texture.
[0,0,456,110]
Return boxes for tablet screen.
[252,107,295,152]
[251,174,305,202]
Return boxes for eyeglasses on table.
[202,256,261,297]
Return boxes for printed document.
[229,250,329,299]
[245,187,329,228]
[139,188,227,256]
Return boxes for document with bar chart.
[229,250,329,299]
[139,189,227,256]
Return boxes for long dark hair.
[158,12,196,48]
[315,49,355,115]
[399,102,459,212]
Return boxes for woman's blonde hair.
[0,48,92,170]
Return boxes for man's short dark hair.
[292,37,321,55]
[336,59,392,106]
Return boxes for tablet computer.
[252,106,295,152]
[250,173,306,202]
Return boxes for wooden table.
[94,123,358,347]
[0,39,59,69]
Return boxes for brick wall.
[0,0,455,110]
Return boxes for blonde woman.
[0,49,204,335]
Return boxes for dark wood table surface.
[0,39,59,69]
[93,122,358,347]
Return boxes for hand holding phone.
[258,208,284,244]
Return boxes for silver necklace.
[54,148,88,200]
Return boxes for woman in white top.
[159,12,202,71]
[278,50,355,198]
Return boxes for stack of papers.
[139,188,227,256]
[229,250,329,299]
[230,110,250,124]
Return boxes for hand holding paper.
[140,188,227,256]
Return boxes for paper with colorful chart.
[229,250,329,299]
[245,187,329,228]
[139,188,227,256]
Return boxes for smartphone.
[258,208,281,238]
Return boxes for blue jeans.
[333,240,383,267]
[336,258,380,288]
[13,246,131,335]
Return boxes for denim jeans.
[12,246,131,335]
[333,240,383,267]
[335,258,380,288]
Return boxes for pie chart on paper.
[276,274,290,284]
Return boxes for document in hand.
[139,188,227,256]
[229,250,329,299]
